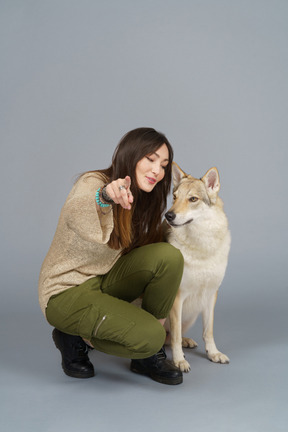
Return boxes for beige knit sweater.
[38,173,122,316]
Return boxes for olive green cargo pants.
[46,243,183,359]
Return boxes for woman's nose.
[152,163,160,175]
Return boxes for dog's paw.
[174,359,191,373]
[182,337,198,349]
[207,351,230,364]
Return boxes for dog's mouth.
[166,218,193,228]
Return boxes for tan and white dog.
[164,163,231,372]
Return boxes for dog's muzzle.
[165,211,193,227]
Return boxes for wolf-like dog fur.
[164,163,231,372]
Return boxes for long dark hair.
[88,127,173,253]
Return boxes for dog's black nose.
[165,211,176,223]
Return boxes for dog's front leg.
[202,291,230,364]
[170,293,191,372]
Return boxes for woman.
[39,127,184,385]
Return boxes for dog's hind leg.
[182,337,198,348]
[202,291,230,364]
[181,315,198,348]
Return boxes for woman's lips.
[146,177,156,184]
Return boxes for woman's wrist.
[95,184,114,206]
[101,185,114,204]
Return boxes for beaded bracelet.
[95,187,111,208]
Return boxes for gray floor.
[1,275,287,432]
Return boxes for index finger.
[124,176,131,190]
[124,175,134,204]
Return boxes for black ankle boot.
[130,347,183,385]
[52,328,95,378]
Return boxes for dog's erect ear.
[172,162,188,187]
[201,167,220,203]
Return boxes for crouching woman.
[39,127,184,385]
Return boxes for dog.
[164,162,231,372]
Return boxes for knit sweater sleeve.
[64,174,114,244]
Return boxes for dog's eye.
[189,197,198,203]
[173,194,177,201]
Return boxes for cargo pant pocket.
[77,304,136,345]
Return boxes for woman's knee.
[138,242,184,272]
[158,242,184,269]
[150,243,184,285]
[132,318,166,358]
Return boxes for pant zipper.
[94,315,107,338]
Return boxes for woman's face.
[135,143,169,192]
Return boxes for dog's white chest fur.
[168,222,230,323]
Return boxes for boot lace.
[155,347,167,361]
[73,340,89,360]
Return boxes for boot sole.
[62,367,95,379]
[130,365,183,385]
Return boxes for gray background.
[1,1,287,431]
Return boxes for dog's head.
[165,162,221,228]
